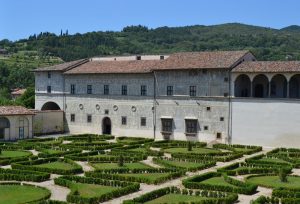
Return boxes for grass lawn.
[200,176,236,187]
[119,173,170,182]
[158,160,205,168]
[0,150,31,158]
[247,175,300,189]
[34,161,76,170]
[0,184,50,204]
[164,147,221,154]
[145,193,211,204]
[91,162,151,170]
[70,182,118,198]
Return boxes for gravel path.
[76,161,95,172]
[102,149,269,204]
[29,149,40,156]
[141,156,162,168]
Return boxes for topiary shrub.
[118,155,124,167]
[188,141,192,151]
[279,168,288,182]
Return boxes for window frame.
[141,85,147,96]
[189,86,196,97]
[167,86,173,96]
[70,114,75,122]
[87,85,92,94]
[47,86,51,93]
[185,119,198,135]
[140,117,146,126]
[104,85,109,95]
[121,116,127,125]
[121,85,127,96]
[161,119,173,133]
[87,114,92,123]
[71,84,75,94]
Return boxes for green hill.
[1,22,300,91]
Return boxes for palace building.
[33,51,300,147]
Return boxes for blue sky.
[1,0,300,41]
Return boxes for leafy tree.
[15,87,35,108]
[278,168,288,182]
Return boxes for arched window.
[234,74,251,97]
[252,74,269,98]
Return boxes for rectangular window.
[71,84,75,94]
[87,85,92,94]
[121,116,127,125]
[141,117,146,126]
[87,115,92,123]
[71,114,75,122]
[47,72,51,78]
[141,85,147,96]
[220,117,224,121]
[185,119,198,134]
[216,132,222,139]
[104,85,109,95]
[105,109,109,115]
[167,86,173,96]
[189,86,196,96]
[122,85,127,95]
[204,126,209,130]
[47,86,51,93]
[161,119,173,133]
[206,107,211,111]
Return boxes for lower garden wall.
[232,98,300,147]
[33,110,64,135]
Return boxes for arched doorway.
[102,117,111,135]
[289,74,300,98]
[234,74,251,97]
[252,74,269,98]
[0,117,10,140]
[41,102,61,110]
[270,74,287,98]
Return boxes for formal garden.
[0,135,300,203]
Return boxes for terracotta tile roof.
[11,88,26,95]
[64,60,159,74]
[153,51,250,70]
[63,51,249,74]
[0,106,35,116]
[233,61,300,73]
[34,59,89,72]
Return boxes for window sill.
[161,131,172,135]
[185,132,197,137]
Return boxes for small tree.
[279,168,288,182]
[118,155,124,167]
[0,149,2,154]
[187,141,192,151]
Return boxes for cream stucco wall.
[33,110,64,135]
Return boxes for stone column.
[268,81,271,97]
[287,82,290,98]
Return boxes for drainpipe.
[153,71,157,140]
[228,69,232,144]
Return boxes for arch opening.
[252,74,269,98]
[102,117,111,135]
[41,102,61,110]
[234,74,251,97]
[0,117,10,140]
[270,74,287,98]
[289,74,300,98]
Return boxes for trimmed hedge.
[54,175,140,204]
[0,168,50,182]
[151,140,207,149]
[116,137,154,145]
[171,151,244,162]
[11,157,83,175]
[37,148,82,158]
[212,143,262,155]
[85,168,185,184]
[183,172,257,195]
[217,162,292,176]
[123,186,238,204]
[153,157,216,172]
